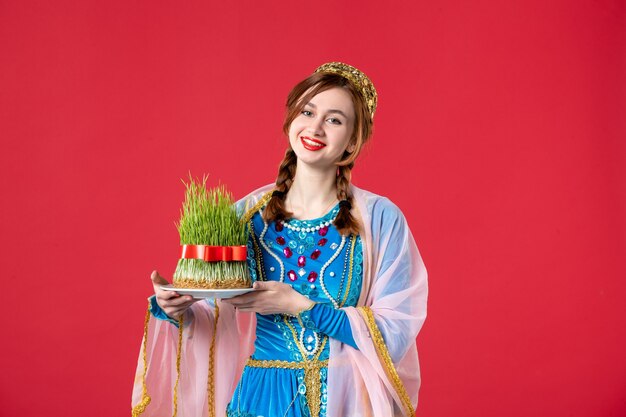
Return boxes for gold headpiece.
[314,62,378,119]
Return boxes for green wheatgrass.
[173,175,250,287]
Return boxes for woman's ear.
[347,142,356,153]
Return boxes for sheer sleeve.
[327,188,428,417]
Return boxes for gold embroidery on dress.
[246,358,329,369]
[241,191,272,224]
[358,306,415,417]
[249,219,266,281]
[340,234,357,306]
[283,317,329,417]
[131,303,152,417]
[172,315,184,417]
[207,301,220,417]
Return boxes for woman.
[132,62,428,417]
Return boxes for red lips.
[300,136,326,151]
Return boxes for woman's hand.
[223,281,315,316]
[151,270,198,320]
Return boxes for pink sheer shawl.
[131,185,428,417]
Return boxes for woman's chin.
[293,154,336,171]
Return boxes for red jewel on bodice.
[318,238,328,246]
[275,223,284,232]
[276,236,285,245]
[288,270,297,281]
[283,247,293,258]
[310,249,321,260]
[318,226,328,236]
[307,271,318,283]
[298,256,306,267]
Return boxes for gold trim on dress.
[246,358,329,369]
[207,301,220,417]
[172,315,184,417]
[249,219,266,281]
[340,234,357,306]
[241,191,273,224]
[131,303,152,417]
[283,317,328,417]
[358,306,415,417]
[246,356,329,417]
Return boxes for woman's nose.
[307,116,324,136]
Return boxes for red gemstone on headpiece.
[318,238,327,246]
[311,249,321,260]
[283,247,293,258]
[298,256,306,267]
[276,236,285,245]
[319,226,328,236]
[307,271,318,283]
[288,270,297,281]
[275,223,284,232]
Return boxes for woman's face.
[288,87,356,170]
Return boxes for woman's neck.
[286,164,339,220]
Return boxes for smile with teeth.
[301,136,326,151]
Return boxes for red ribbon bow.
[179,245,247,262]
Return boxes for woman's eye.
[302,110,313,116]
[327,118,342,125]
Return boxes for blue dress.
[227,204,363,417]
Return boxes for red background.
[1,1,625,416]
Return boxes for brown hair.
[263,72,374,235]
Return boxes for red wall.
[1,1,624,416]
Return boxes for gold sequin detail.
[131,303,152,417]
[315,62,378,119]
[358,306,415,417]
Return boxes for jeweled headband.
[314,62,378,119]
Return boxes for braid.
[263,148,297,223]
[334,163,360,235]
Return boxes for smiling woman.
[132,62,428,417]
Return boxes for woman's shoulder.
[351,185,406,221]
[235,184,274,219]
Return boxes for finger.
[156,288,181,300]
[152,271,181,300]
[169,298,200,316]
[151,270,170,286]
[164,295,195,307]
[252,281,281,290]
[226,292,266,306]
[152,272,177,297]
[230,301,256,309]
[163,302,195,318]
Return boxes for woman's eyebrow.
[305,102,349,118]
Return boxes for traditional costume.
[132,185,428,417]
